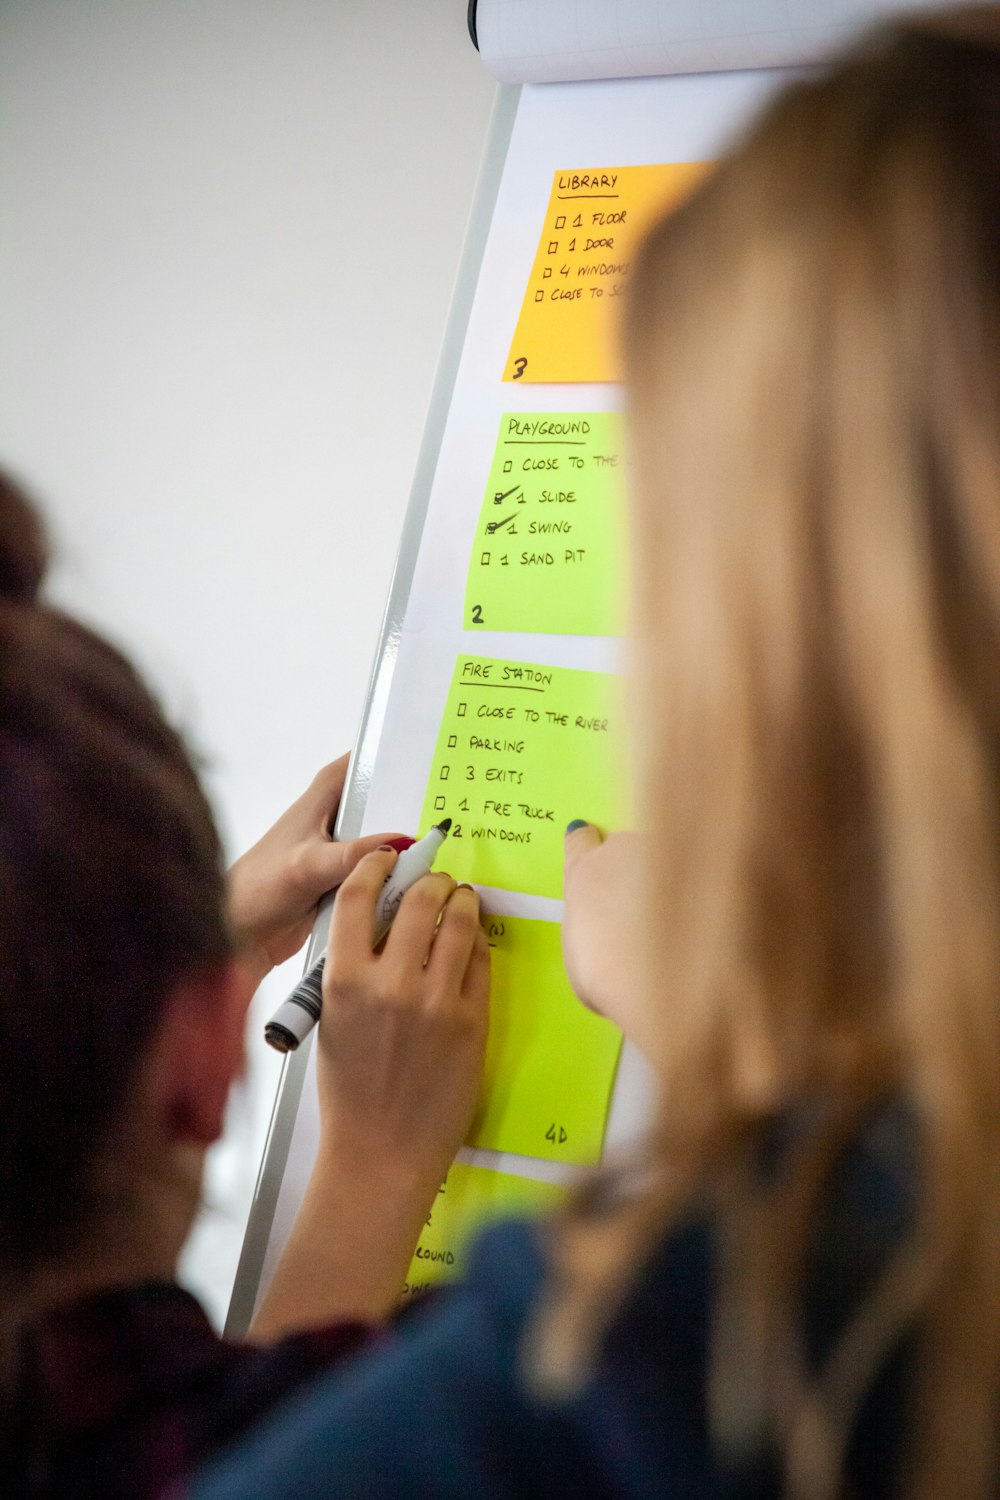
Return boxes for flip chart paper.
[420,655,627,899]
[464,411,625,636]
[403,1160,567,1301]
[476,0,955,84]
[504,161,710,383]
[471,914,622,1163]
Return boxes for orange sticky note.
[504,162,711,385]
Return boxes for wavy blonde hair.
[529,11,1000,1499]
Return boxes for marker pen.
[264,818,452,1053]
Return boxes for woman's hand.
[250,849,490,1338]
[226,755,401,989]
[562,822,642,1037]
[317,850,490,1182]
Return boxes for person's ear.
[145,961,255,1146]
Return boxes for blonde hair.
[530,12,1000,1499]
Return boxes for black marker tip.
[437,817,453,835]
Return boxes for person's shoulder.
[5,1279,373,1500]
[185,1216,596,1500]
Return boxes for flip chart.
[471,914,622,1163]
[236,66,791,1339]
[404,1160,567,1301]
[420,654,627,899]
[464,411,626,636]
[504,161,710,383]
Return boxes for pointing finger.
[563,819,603,885]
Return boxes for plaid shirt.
[3,1280,376,1499]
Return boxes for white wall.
[0,0,497,1326]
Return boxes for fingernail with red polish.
[384,836,416,853]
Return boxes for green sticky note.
[403,1161,566,1302]
[472,915,621,1164]
[464,412,626,636]
[421,655,627,899]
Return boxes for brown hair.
[0,469,231,1280]
[532,11,1000,1499]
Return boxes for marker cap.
[264,996,317,1052]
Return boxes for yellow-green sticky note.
[403,1160,566,1302]
[420,655,627,900]
[472,914,621,1164]
[464,412,626,637]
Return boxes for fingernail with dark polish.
[566,819,589,834]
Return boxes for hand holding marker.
[264,818,453,1053]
